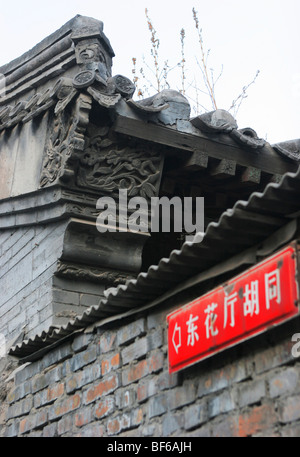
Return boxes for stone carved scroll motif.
[40,93,92,187]
[77,129,162,198]
[56,260,134,286]
[40,109,72,187]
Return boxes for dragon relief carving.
[40,109,72,187]
[56,260,134,286]
[76,129,162,198]
[40,92,92,187]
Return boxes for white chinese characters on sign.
[172,322,181,354]
[186,314,199,346]
[243,280,259,317]
[204,303,218,339]
[223,292,238,329]
[171,268,282,355]
[265,269,281,309]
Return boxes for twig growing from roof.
[130,6,259,119]
[180,28,186,95]
[131,57,143,98]
[145,8,161,92]
[228,70,260,116]
[192,7,218,110]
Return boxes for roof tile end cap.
[273,139,300,162]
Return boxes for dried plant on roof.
[131,7,260,117]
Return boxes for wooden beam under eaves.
[210,159,236,178]
[112,115,298,176]
[182,151,208,171]
[241,166,261,184]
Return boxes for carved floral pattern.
[40,110,72,187]
[56,260,133,285]
[77,130,162,198]
[40,93,92,187]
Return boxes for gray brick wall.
[2,305,300,437]
[0,222,68,343]
[0,220,107,344]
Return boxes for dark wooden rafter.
[210,159,236,179]
[112,115,298,177]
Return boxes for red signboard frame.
[167,243,299,373]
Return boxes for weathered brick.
[36,409,48,428]
[117,318,145,346]
[163,412,184,436]
[15,361,41,386]
[211,416,237,437]
[121,338,149,365]
[157,371,179,391]
[122,360,147,386]
[235,404,277,437]
[268,367,299,398]
[181,424,211,437]
[278,394,300,423]
[131,407,144,427]
[197,361,247,398]
[19,409,48,435]
[31,374,48,393]
[147,310,166,330]
[254,340,295,374]
[184,402,208,430]
[281,423,300,437]
[75,406,94,428]
[31,365,62,393]
[48,394,81,421]
[66,363,101,394]
[168,381,196,410]
[43,423,57,437]
[79,293,102,307]
[148,328,164,350]
[107,414,131,436]
[148,351,164,373]
[45,365,63,385]
[19,414,37,435]
[7,380,31,403]
[137,378,158,403]
[122,351,164,386]
[6,396,33,419]
[34,382,64,408]
[148,393,168,418]
[253,428,280,437]
[75,423,105,437]
[238,379,266,407]
[84,374,119,404]
[115,389,136,409]
[41,343,72,370]
[4,421,19,437]
[140,424,157,437]
[53,289,80,305]
[27,430,43,437]
[208,391,235,418]
[94,396,115,419]
[58,414,73,435]
[72,332,94,353]
[98,331,116,354]
[70,345,97,372]
[101,353,120,375]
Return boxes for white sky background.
[0,0,299,144]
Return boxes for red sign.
[167,244,299,373]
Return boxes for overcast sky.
[0,0,299,144]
